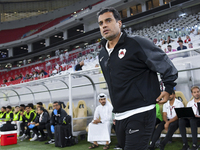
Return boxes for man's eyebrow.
[98,17,112,24]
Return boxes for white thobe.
[88,102,113,145]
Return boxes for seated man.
[148,91,184,150]
[45,101,67,144]
[75,61,84,71]
[6,106,14,121]
[30,107,52,142]
[19,104,37,140]
[179,86,200,150]
[0,106,6,121]
[88,93,113,149]
[13,106,22,136]
[177,40,187,51]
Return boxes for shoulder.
[187,100,193,106]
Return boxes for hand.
[195,115,200,118]
[113,119,116,125]
[27,123,30,126]
[93,119,101,124]
[20,112,23,116]
[156,91,170,104]
[164,122,169,131]
[35,123,39,126]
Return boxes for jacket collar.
[100,30,127,48]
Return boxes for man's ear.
[118,20,122,29]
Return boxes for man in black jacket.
[45,101,67,144]
[30,107,53,142]
[97,7,178,150]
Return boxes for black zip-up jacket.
[99,32,178,113]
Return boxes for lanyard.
[170,106,175,117]
[194,103,198,115]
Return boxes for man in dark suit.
[177,40,187,51]
[29,107,53,142]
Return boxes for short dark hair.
[7,105,12,109]
[178,40,183,43]
[15,106,19,108]
[28,103,34,109]
[97,7,121,21]
[39,106,45,112]
[167,45,172,48]
[20,104,25,108]
[2,106,6,110]
[53,101,60,105]
[37,102,43,106]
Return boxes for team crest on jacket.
[118,49,126,59]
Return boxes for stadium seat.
[64,101,76,117]
[175,91,188,107]
[73,100,87,131]
[47,103,53,110]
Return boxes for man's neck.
[169,98,175,106]
[194,98,200,103]
[107,33,121,49]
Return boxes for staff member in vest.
[13,106,21,121]
[19,104,36,140]
[0,106,6,121]
[6,105,13,121]
[97,7,178,149]
[30,106,52,142]
[13,106,22,136]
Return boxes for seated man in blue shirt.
[177,40,187,51]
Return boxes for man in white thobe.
[88,93,113,149]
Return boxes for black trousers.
[115,107,156,150]
[32,123,53,139]
[20,122,30,136]
[150,120,179,147]
[179,117,200,145]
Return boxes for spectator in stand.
[166,45,177,53]
[65,50,69,63]
[177,37,182,43]
[188,42,193,48]
[177,40,187,51]
[166,35,174,44]
[51,67,58,75]
[3,79,7,84]
[15,75,19,80]
[158,45,162,49]
[19,73,23,79]
[10,77,14,81]
[75,61,84,71]
[153,39,158,45]
[184,35,191,43]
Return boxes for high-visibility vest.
[25,110,36,122]
[5,111,13,120]
[19,111,26,121]
[13,111,21,121]
[0,111,6,122]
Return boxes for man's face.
[37,107,42,115]
[20,106,24,111]
[26,107,30,113]
[192,88,200,99]
[169,93,175,101]
[98,12,122,41]
[36,104,41,109]
[1,108,5,112]
[15,107,19,112]
[99,98,106,106]
[6,108,10,113]
[179,42,183,46]
[53,103,60,110]
[167,47,171,51]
